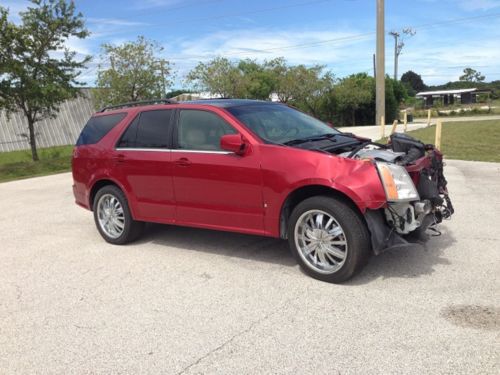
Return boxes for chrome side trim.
[115,148,171,152]
[171,149,232,155]
[115,148,232,155]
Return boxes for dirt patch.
[441,304,500,330]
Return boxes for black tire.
[288,196,370,283]
[93,185,144,245]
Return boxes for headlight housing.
[376,162,419,202]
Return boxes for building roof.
[416,88,477,96]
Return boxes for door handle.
[175,157,191,167]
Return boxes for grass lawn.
[0,145,73,183]
[379,119,500,163]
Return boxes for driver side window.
[177,110,236,151]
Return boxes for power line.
[137,0,335,28]
[156,12,500,61]
[137,0,227,13]
[164,32,374,61]
[81,11,500,80]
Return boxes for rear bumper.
[73,183,90,210]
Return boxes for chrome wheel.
[97,194,125,239]
[294,209,348,274]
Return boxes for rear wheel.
[93,185,144,244]
[288,196,370,283]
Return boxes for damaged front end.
[345,132,454,254]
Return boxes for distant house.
[416,88,491,108]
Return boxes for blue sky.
[3,0,500,89]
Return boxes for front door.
[172,109,265,233]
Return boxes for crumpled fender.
[328,157,387,212]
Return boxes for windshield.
[227,104,339,144]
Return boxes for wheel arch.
[89,178,126,211]
[279,184,366,239]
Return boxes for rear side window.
[117,115,139,148]
[117,110,173,149]
[76,113,126,146]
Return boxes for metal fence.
[0,88,95,152]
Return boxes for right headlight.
[376,162,419,202]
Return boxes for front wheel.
[93,185,144,245]
[288,196,370,283]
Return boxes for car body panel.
[72,102,388,239]
[257,144,387,237]
[172,147,266,233]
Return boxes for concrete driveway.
[337,123,427,140]
[1,160,499,374]
[337,114,500,140]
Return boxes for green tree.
[94,36,173,108]
[333,75,406,126]
[334,73,374,126]
[459,67,485,83]
[237,59,276,100]
[186,57,245,98]
[0,0,90,161]
[400,70,426,96]
[290,66,334,117]
[269,59,334,117]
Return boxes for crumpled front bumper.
[364,208,434,255]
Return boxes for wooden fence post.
[380,115,385,139]
[403,111,408,132]
[427,109,431,127]
[391,120,398,135]
[435,119,442,150]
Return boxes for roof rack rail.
[98,98,176,112]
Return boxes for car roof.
[183,99,278,108]
[94,98,282,116]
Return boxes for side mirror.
[220,134,247,155]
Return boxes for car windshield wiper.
[283,133,338,146]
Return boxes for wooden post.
[403,111,408,132]
[435,119,442,150]
[380,115,385,139]
[427,109,431,127]
[391,120,398,135]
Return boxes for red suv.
[72,99,453,283]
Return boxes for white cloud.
[1,0,30,23]
[458,0,500,11]
[131,0,183,10]
[86,18,149,27]
[396,32,500,83]
[161,28,375,76]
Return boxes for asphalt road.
[1,160,499,374]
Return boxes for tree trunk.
[27,118,39,161]
[351,109,356,126]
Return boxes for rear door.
[114,109,175,222]
[171,109,265,233]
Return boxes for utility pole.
[373,53,376,77]
[389,28,415,81]
[389,31,399,81]
[376,0,385,126]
